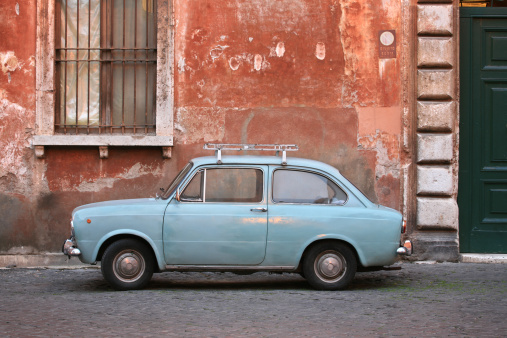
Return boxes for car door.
[163,165,268,265]
[263,167,369,266]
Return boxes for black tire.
[101,238,154,291]
[302,242,357,290]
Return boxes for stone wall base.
[409,233,460,262]
[460,254,507,264]
[0,254,90,268]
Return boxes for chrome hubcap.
[314,251,346,283]
[113,250,145,283]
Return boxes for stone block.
[417,165,453,196]
[417,5,453,36]
[418,69,455,100]
[417,101,455,132]
[410,233,459,262]
[417,133,453,163]
[417,197,458,230]
[417,37,454,68]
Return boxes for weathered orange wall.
[0,0,403,253]
[173,0,402,207]
[1,0,38,252]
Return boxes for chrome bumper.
[397,240,413,256]
[62,238,81,257]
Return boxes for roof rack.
[203,143,299,165]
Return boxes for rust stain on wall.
[0,0,37,110]
[175,0,347,108]
[0,99,34,196]
[45,148,165,194]
[175,107,227,144]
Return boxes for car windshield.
[159,162,193,199]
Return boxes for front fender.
[80,230,166,271]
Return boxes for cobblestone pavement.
[0,262,506,337]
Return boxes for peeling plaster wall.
[0,0,406,254]
[0,0,38,253]
[174,0,403,207]
[0,0,179,253]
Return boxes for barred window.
[56,0,157,135]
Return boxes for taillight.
[401,219,407,234]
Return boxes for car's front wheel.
[303,242,357,290]
[101,238,154,291]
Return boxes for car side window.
[206,168,263,203]
[273,169,347,205]
[180,170,203,201]
[181,168,263,203]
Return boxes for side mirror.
[175,188,181,202]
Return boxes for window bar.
[151,0,158,130]
[59,47,156,51]
[132,0,137,133]
[76,0,80,134]
[87,0,91,134]
[64,0,68,134]
[110,0,114,134]
[57,57,156,62]
[99,0,105,134]
[122,0,126,134]
[145,0,149,133]
[152,0,157,133]
[55,0,61,132]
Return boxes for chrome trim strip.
[164,265,296,272]
[203,168,207,202]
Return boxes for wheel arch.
[297,238,362,271]
[95,233,164,272]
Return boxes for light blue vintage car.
[63,144,412,291]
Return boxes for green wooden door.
[460,8,507,253]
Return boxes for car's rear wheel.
[101,238,154,291]
[303,242,357,290]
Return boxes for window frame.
[179,169,204,202]
[179,166,266,204]
[271,168,349,206]
[34,0,174,158]
[160,161,193,200]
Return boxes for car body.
[63,152,412,290]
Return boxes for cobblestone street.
[0,262,506,337]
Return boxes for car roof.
[190,155,341,174]
[189,155,375,208]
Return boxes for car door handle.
[250,208,267,212]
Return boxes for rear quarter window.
[272,169,347,205]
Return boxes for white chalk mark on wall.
[276,42,285,57]
[315,42,326,60]
[254,54,263,71]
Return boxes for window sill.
[32,135,173,159]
